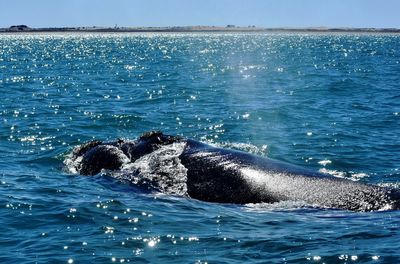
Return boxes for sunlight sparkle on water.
[1,33,400,263]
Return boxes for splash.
[64,152,83,174]
[214,142,268,156]
[319,168,369,181]
[244,200,312,212]
[111,142,188,196]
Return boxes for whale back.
[180,139,400,211]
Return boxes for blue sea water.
[1,33,400,263]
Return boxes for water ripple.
[1,33,400,263]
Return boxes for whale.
[68,131,400,211]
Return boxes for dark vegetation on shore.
[1,25,400,33]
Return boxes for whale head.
[70,131,181,176]
[72,140,128,175]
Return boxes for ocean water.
[1,33,400,263]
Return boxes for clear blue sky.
[1,0,399,28]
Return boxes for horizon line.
[1,25,400,34]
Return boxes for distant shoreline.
[1,25,400,34]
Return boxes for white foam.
[213,142,268,156]
[318,159,332,166]
[319,168,369,181]
[115,142,188,196]
[63,152,82,174]
[244,200,312,212]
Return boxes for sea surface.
[1,33,400,263]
